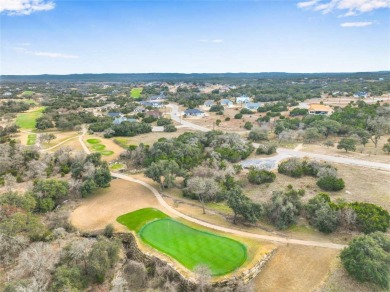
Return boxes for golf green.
[117,208,169,232]
[139,218,247,276]
[86,138,101,144]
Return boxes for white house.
[245,102,261,110]
[204,100,215,108]
[184,109,205,117]
[220,99,233,108]
[353,92,368,98]
[236,96,251,104]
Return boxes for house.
[245,102,261,110]
[107,112,121,118]
[184,109,205,117]
[2,92,12,97]
[145,110,163,118]
[204,100,215,108]
[220,99,233,108]
[236,96,251,104]
[308,104,332,115]
[139,101,164,108]
[134,106,146,113]
[353,91,368,98]
[113,117,138,125]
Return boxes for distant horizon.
[2,70,390,77]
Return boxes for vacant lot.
[240,163,390,212]
[302,136,390,164]
[140,218,247,276]
[113,128,196,148]
[254,245,339,292]
[15,107,44,129]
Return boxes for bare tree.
[186,176,220,214]
[194,264,211,292]
[3,173,16,192]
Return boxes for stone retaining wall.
[116,232,276,291]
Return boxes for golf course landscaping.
[86,138,114,156]
[117,208,247,276]
[16,107,45,129]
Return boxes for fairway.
[15,107,44,129]
[117,208,169,232]
[139,218,247,276]
[130,87,143,98]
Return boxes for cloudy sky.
[0,0,389,75]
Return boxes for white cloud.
[0,0,55,16]
[340,21,373,27]
[14,47,78,59]
[297,0,390,16]
[297,0,319,8]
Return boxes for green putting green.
[117,208,169,232]
[110,163,125,170]
[92,144,106,151]
[139,219,247,276]
[86,138,101,144]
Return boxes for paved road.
[167,103,390,171]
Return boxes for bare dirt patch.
[70,179,164,232]
[253,245,339,292]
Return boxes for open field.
[113,128,196,148]
[130,87,143,98]
[301,135,390,164]
[15,107,44,129]
[21,90,34,96]
[254,245,339,292]
[117,207,169,232]
[140,218,247,276]
[240,163,390,212]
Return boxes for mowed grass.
[139,218,247,276]
[87,138,101,144]
[110,163,125,170]
[15,107,45,129]
[22,91,34,96]
[117,208,169,232]
[130,87,143,98]
[92,144,106,151]
[27,134,37,145]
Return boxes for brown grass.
[253,245,339,292]
[302,135,390,164]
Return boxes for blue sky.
[1,0,389,74]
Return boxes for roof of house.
[185,108,204,114]
[246,102,261,108]
[236,96,250,100]
[107,112,121,117]
[220,99,233,104]
[308,104,332,112]
[113,117,138,125]
[204,100,215,105]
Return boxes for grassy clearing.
[15,107,44,129]
[130,87,143,98]
[110,163,125,170]
[27,134,37,145]
[139,218,247,276]
[86,138,101,144]
[22,91,34,96]
[117,208,169,232]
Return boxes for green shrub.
[340,232,390,289]
[256,143,277,155]
[244,122,253,130]
[164,124,177,132]
[349,202,390,234]
[316,176,345,191]
[248,168,276,185]
[234,113,243,119]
